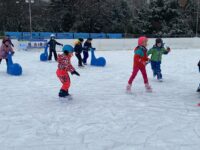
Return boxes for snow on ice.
[0,38,200,150]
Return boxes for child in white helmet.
[47,34,63,61]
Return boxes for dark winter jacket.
[83,41,92,51]
[47,39,62,50]
[74,42,83,54]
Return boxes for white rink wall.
[2,37,200,51]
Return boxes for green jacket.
[147,45,169,62]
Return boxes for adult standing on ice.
[74,38,84,67]
[126,36,152,93]
[147,38,171,81]
[47,34,63,61]
[0,38,15,67]
[56,45,80,98]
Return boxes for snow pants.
[56,69,70,91]
[75,53,83,66]
[48,49,57,61]
[128,65,149,85]
[83,51,89,64]
[151,61,162,79]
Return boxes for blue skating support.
[7,52,22,76]
[90,48,106,67]
[40,46,48,61]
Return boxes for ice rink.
[0,40,200,150]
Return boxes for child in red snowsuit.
[126,36,152,92]
[56,45,80,97]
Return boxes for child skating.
[47,34,63,61]
[197,60,200,92]
[83,38,93,65]
[147,38,171,81]
[126,36,152,93]
[0,38,15,69]
[74,38,84,67]
[56,45,80,98]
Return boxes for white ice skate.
[126,84,132,93]
[145,84,152,92]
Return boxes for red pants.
[56,69,70,91]
[128,65,149,85]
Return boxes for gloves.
[71,70,80,76]
[146,60,150,65]
[166,47,171,52]
[11,51,15,55]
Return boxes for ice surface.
[0,45,200,150]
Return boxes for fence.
[4,32,123,40]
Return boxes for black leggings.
[75,53,83,66]
[48,49,57,61]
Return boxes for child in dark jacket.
[74,38,84,67]
[126,36,152,93]
[197,60,200,92]
[83,38,93,65]
[147,38,171,81]
[56,45,80,98]
[47,34,63,61]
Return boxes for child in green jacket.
[147,38,171,81]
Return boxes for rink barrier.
[4,32,123,40]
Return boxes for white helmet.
[50,34,55,38]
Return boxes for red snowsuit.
[56,54,75,91]
[128,45,149,85]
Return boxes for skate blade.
[59,95,73,102]
[146,89,153,93]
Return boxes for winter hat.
[2,39,9,44]
[138,36,147,46]
[62,45,74,53]
[87,38,93,41]
[78,38,84,42]
[156,38,163,44]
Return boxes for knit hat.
[156,38,163,44]
[78,38,84,42]
[138,36,147,46]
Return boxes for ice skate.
[197,84,200,92]
[145,84,152,92]
[126,84,132,93]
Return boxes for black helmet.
[78,38,84,42]
[87,38,93,41]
